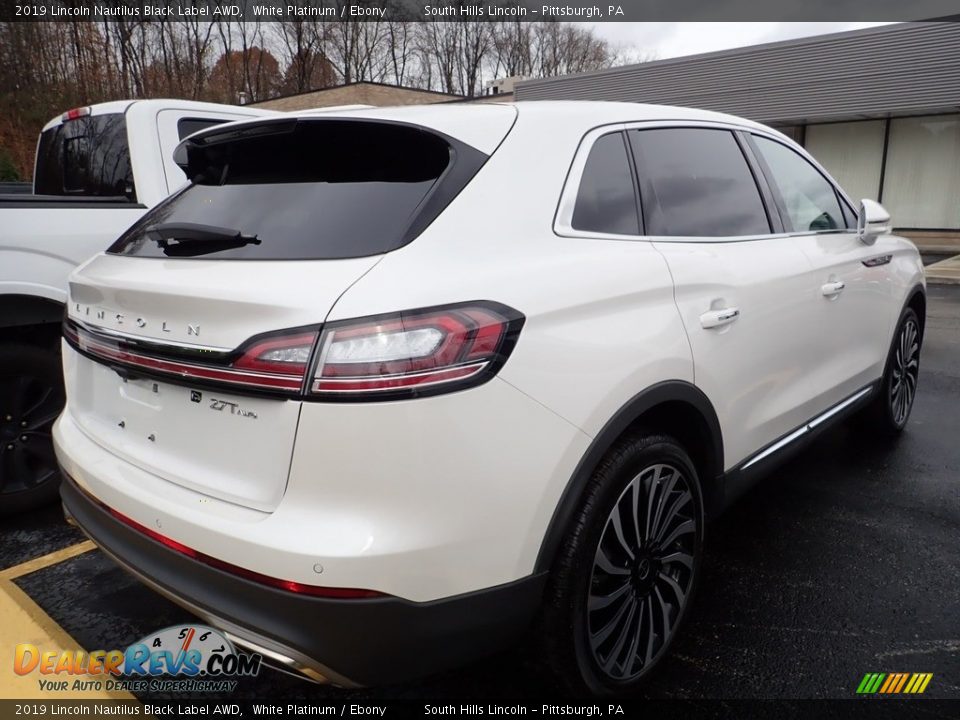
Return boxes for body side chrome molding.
[741,386,873,471]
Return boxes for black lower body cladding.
[60,476,546,687]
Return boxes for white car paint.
[0,99,276,308]
[53,101,924,654]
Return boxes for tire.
[862,307,922,435]
[0,341,65,515]
[537,432,705,696]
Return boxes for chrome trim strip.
[311,360,488,394]
[741,426,808,471]
[552,119,856,245]
[554,123,630,241]
[741,386,873,470]
[807,387,872,429]
[70,318,231,354]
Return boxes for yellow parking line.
[0,541,96,581]
[0,578,134,699]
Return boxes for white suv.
[54,102,925,694]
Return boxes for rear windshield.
[108,120,486,260]
[35,113,135,200]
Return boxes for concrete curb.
[924,254,960,285]
[927,274,960,285]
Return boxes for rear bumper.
[61,475,546,687]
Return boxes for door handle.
[821,280,846,298]
[700,307,740,329]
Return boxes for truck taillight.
[61,107,91,122]
[311,302,524,400]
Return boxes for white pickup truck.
[0,99,274,514]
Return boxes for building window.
[804,120,885,205]
[881,114,960,230]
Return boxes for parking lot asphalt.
[2,285,958,701]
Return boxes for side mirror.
[857,199,891,245]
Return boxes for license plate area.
[67,351,300,511]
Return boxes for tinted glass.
[109,120,461,260]
[177,118,227,141]
[840,198,857,229]
[571,132,640,235]
[630,128,770,237]
[753,135,844,232]
[35,114,135,200]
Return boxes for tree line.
[0,17,639,179]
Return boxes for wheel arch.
[0,294,64,345]
[534,380,724,574]
[905,284,926,339]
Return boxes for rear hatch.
[63,110,514,511]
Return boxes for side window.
[571,132,640,235]
[752,135,845,232]
[177,118,226,141]
[629,128,770,237]
[840,198,857,229]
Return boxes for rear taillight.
[311,303,524,400]
[61,106,91,122]
[63,322,317,395]
[63,302,523,401]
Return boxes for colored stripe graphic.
[879,674,896,693]
[857,672,933,695]
[870,673,887,693]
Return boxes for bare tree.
[0,16,640,180]
[274,19,333,94]
[418,22,459,94]
[488,21,533,79]
[456,22,490,97]
[384,19,416,86]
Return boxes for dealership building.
[514,22,960,246]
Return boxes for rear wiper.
[144,222,260,257]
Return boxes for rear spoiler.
[173,116,473,185]
[173,117,298,180]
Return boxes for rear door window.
[109,119,486,260]
[751,135,845,233]
[629,128,770,237]
[571,132,640,235]
[34,113,135,200]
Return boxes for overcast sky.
[591,22,895,62]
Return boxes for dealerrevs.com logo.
[14,624,261,693]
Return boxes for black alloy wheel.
[889,314,920,428]
[0,342,65,515]
[861,306,922,435]
[538,433,704,695]
[587,462,698,681]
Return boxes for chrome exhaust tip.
[223,632,328,684]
